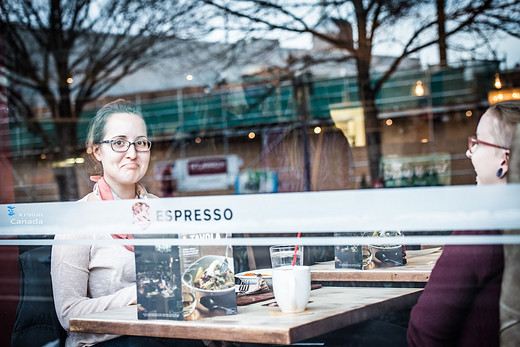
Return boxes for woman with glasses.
[51,100,200,347]
[408,100,520,347]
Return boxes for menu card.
[334,232,407,270]
[135,242,183,320]
[135,232,237,320]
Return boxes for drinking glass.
[269,245,303,268]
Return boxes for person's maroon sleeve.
[407,230,503,347]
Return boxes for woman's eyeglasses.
[98,137,152,152]
[467,136,509,154]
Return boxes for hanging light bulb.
[414,80,425,96]
[494,73,502,89]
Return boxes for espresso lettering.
[156,208,234,222]
[156,210,164,222]
[223,208,233,220]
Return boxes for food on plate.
[236,269,273,288]
[192,259,234,291]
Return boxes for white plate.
[235,268,273,286]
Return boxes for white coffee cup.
[272,265,311,313]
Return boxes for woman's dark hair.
[85,99,146,176]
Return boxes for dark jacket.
[11,246,66,347]
[407,230,504,347]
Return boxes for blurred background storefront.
[6,56,518,202]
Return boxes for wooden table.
[311,248,442,283]
[70,286,423,345]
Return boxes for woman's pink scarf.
[90,176,147,252]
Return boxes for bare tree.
[203,0,520,184]
[0,0,212,200]
[437,0,448,67]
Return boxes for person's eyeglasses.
[467,136,509,154]
[98,137,152,152]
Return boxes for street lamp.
[488,71,520,105]
[414,80,425,97]
[292,72,313,192]
[414,74,435,156]
[494,73,502,89]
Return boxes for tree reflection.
[1,0,211,200]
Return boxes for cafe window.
[2,1,520,346]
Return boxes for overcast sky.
[280,32,520,70]
[415,36,520,69]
